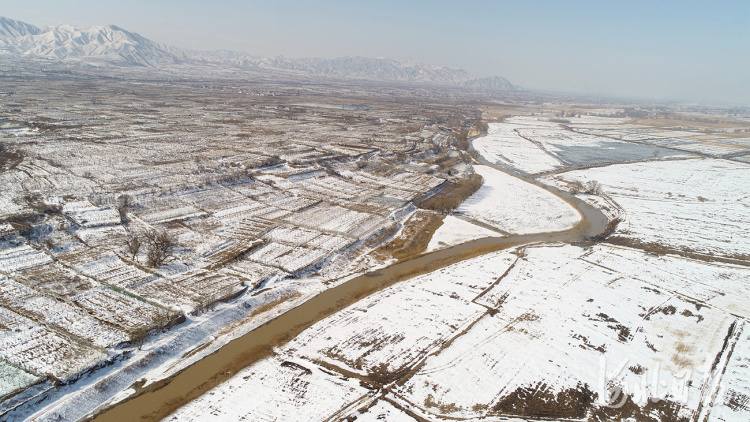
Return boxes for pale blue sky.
[2,0,749,104]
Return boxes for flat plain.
[0,58,749,422]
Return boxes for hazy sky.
[2,0,749,104]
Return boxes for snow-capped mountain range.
[0,17,518,90]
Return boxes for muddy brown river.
[89,159,608,422]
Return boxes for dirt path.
[86,141,609,422]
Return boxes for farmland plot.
[0,244,53,273]
[211,216,276,241]
[244,241,332,273]
[472,121,562,174]
[542,158,750,260]
[0,359,40,399]
[284,203,387,238]
[224,179,275,198]
[63,204,121,228]
[293,175,379,201]
[705,322,750,422]
[283,251,517,381]
[165,357,370,422]
[227,260,282,287]
[75,254,156,288]
[338,169,440,196]
[261,194,319,212]
[177,185,246,212]
[0,275,38,304]
[12,262,98,297]
[398,244,746,421]
[72,287,166,332]
[456,165,580,234]
[0,307,105,379]
[136,196,207,225]
[426,215,501,253]
[211,201,286,224]
[73,225,128,249]
[351,400,419,422]
[15,295,128,347]
[265,225,353,252]
[130,269,246,311]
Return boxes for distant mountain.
[463,75,517,91]
[0,17,189,66]
[0,16,40,38]
[0,16,520,90]
[229,55,474,85]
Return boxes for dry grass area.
[374,210,444,262]
[478,105,529,122]
[418,174,483,214]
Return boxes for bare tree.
[585,180,603,195]
[129,325,149,350]
[144,228,177,268]
[117,194,134,224]
[569,180,586,194]
[125,232,142,262]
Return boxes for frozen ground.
[163,251,517,420]
[425,215,501,253]
[455,165,580,235]
[0,360,40,399]
[284,250,517,380]
[397,243,748,421]
[473,119,683,176]
[473,121,562,174]
[164,357,370,422]
[542,158,750,259]
[353,399,418,422]
[705,322,750,422]
[160,241,750,422]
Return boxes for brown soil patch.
[492,382,596,419]
[606,236,750,267]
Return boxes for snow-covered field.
[473,119,681,175]
[163,251,516,420]
[396,243,748,420]
[0,306,105,380]
[542,158,750,259]
[706,322,750,422]
[473,121,562,174]
[425,215,500,252]
[0,360,40,400]
[285,251,516,379]
[353,400,418,422]
[456,165,580,234]
[164,357,370,422]
[0,244,53,273]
